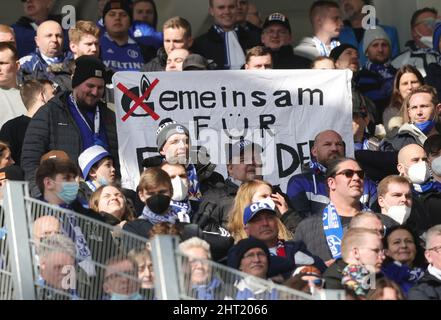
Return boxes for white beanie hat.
[78,145,111,179]
[363,26,391,53]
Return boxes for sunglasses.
[334,169,365,179]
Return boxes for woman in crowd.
[227,180,293,243]
[128,247,155,299]
[381,225,426,296]
[89,184,135,227]
[0,141,15,169]
[382,65,424,136]
[179,237,225,300]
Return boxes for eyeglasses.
[334,169,365,179]
[428,245,441,254]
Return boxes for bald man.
[18,20,68,85]
[395,144,436,233]
[33,215,62,250]
[397,144,430,187]
[286,130,377,219]
[12,0,69,58]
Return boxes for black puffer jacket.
[21,91,119,197]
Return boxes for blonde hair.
[341,228,379,261]
[227,180,293,242]
[68,20,100,44]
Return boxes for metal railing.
[1,181,342,300]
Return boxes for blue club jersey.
[100,33,145,72]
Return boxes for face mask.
[110,292,143,300]
[431,156,441,176]
[97,176,109,186]
[57,181,79,204]
[171,176,189,201]
[414,120,435,134]
[260,197,276,210]
[146,194,171,214]
[419,35,433,48]
[431,157,441,176]
[408,161,431,184]
[387,205,412,224]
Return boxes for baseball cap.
[243,201,277,225]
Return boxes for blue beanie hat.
[433,22,441,54]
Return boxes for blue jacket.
[18,50,72,86]
[286,163,378,218]
[338,21,400,66]
[11,15,70,59]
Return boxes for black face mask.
[146,194,171,214]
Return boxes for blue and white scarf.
[413,180,434,194]
[187,164,202,201]
[192,277,222,300]
[364,61,396,80]
[309,159,327,174]
[67,94,109,152]
[140,206,179,225]
[170,200,191,223]
[213,25,245,70]
[62,210,96,277]
[323,202,370,259]
[312,37,340,56]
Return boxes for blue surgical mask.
[57,181,79,204]
[110,292,143,300]
[97,176,109,186]
[415,120,435,134]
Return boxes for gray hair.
[425,225,441,249]
[38,233,76,259]
[179,237,211,259]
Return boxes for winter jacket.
[286,163,378,218]
[380,122,441,152]
[272,45,311,69]
[322,258,348,289]
[338,21,400,66]
[391,41,439,77]
[426,62,441,102]
[141,47,167,72]
[18,51,72,87]
[408,271,441,300]
[21,91,119,197]
[192,25,259,70]
[123,210,234,262]
[294,211,398,262]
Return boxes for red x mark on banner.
[117,78,160,122]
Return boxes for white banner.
[113,70,354,191]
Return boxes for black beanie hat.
[72,56,106,88]
[329,44,358,61]
[103,0,132,22]
[227,237,270,271]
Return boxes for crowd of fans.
[1,0,441,300]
